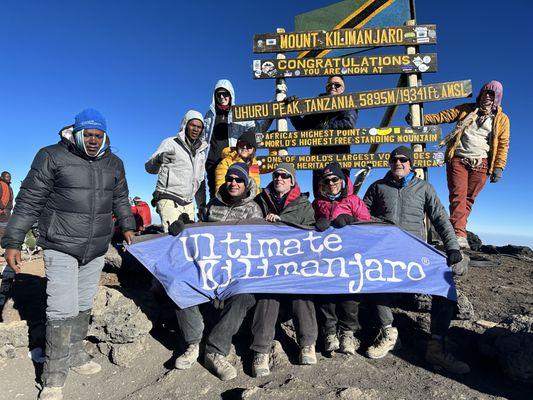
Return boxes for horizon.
[1,0,531,248]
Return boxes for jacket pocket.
[46,211,57,240]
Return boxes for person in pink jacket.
[312,161,371,356]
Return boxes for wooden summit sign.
[258,151,445,172]
[256,126,441,148]
[253,24,436,53]
[253,53,437,79]
[233,80,471,121]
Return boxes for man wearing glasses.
[2,109,135,399]
[170,162,262,381]
[250,162,316,376]
[362,145,469,374]
[288,75,357,196]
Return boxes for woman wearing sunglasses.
[214,131,261,193]
[312,161,371,356]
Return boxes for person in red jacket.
[131,196,152,233]
[312,161,371,356]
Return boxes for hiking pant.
[44,249,104,320]
[375,296,454,337]
[156,199,195,233]
[446,157,488,238]
[176,294,256,356]
[250,295,318,354]
[316,294,360,336]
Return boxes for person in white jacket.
[203,79,272,199]
[145,110,207,232]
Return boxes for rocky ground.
[0,238,532,400]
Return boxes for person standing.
[423,81,510,249]
[203,79,272,199]
[363,145,468,374]
[0,171,14,239]
[2,109,135,399]
[145,110,208,232]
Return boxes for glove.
[168,220,185,236]
[157,151,176,165]
[332,214,356,228]
[490,167,503,183]
[178,213,192,224]
[315,218,331,232]
[446,249,463,267]
[284,95,298,103]
[405,113,412,125]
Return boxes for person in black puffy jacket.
[2,109,135,400]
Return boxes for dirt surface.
[0,250,532,400]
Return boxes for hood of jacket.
[476,80,503,111]
[210,79,236,110]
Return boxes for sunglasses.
[225,176,245,184]
[273,172,291,180]
[322,176,340,185]
[237,142,254,150]
[216,91,231,98]
[83,131,104,140]
[390,157,410,163]
[326,82,343,89]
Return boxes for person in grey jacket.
[203,79,272,199]
[145,110,208,232]
[2,109,135,400]
[363,145,468,374]
[170,163,262,381]
[250,163,317,377]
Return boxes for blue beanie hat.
[74,108,107,132]
[226,162,250,186]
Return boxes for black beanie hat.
[389,145,414,165]
[321,162,345,180]
[236,132,257,148]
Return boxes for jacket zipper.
[82,161,96,264]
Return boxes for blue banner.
[127,223,457,309]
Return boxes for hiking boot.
[70,310,100,375]
[299,344,317,365]
[204,352,237,381]
[425,339,470,374]
[252,352,270,377]
[324,333,340,353]
[366,327,399,359]
[456,236,470,250]
[339,331,360,355]
[38,386,63,400]
[175,343,200,370]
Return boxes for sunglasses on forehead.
[273,172,291,180]
[390,157,410,163]
[322,176,340,185]
[225,176,245,184]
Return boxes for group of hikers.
[0,75,509,399]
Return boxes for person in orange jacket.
[423,80,510,249]
[214,131,260,194]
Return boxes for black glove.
[315,218,331,232]
[178,213,192,224]
[284,95,298,103]
[332,214,356,228]
[446,249,463,267]
[168,220,185,236]
[157,151,176,165]
[490,167,503,183]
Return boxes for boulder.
[109,336,148,367]
[479,314,533,383]
[0,320,28,358]
[466,231,483,251]
[480,244,533,258]
[455,290,474,320]
[89,286,153,344]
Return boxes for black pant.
[373,295,454,337]
[316,294,360,336]
[250,295,318,353]
[175,294,256,356]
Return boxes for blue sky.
[1,0,531,246]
